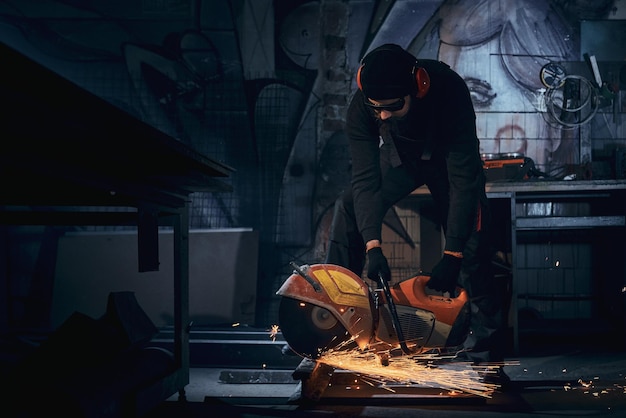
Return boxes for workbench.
[0,41,234,415]
[405,179,626,353]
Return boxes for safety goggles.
[364,97,405,112]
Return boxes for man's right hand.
[367,247,391,283]
[428,253,462,293]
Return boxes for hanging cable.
[543,75,599,128]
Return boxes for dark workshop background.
[1,0,625,342]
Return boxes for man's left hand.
[367,247,391,283]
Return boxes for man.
[326,43,508,383]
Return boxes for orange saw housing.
[277,263,470,357]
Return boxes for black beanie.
[359,44,417,100]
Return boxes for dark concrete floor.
[145,345,626,418]
[3,327,625,417]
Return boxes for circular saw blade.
[279,296,354,358]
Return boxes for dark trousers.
[325,161,507,362]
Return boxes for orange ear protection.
[356,50,430,99]
[413,66,430,98]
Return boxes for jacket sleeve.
[441,71,486,253]
[345,93,386,244]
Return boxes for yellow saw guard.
[276,263,375,350]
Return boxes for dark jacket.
[345,59,486,253]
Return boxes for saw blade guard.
[276,263,375,350]
[377,275,470,350]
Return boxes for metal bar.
[171,204,190,395]
[515,193,611,201]
[516,215,625,230]
[0,210,138,225]
[510,192,519,354]
[138,204,159,272]
[518,293,594,301]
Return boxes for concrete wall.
[53,229,259,329]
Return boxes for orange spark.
[315,340,502,398]
[268,324,280,341]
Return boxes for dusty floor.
[146,344,626,418]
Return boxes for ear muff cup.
[414,66,430,98]
[356,58,430,99]
[356,63,364,91]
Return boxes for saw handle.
[378,273,417,355]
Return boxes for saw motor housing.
[277,263,470,357]
[374,275,470,351]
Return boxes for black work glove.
[428,253,462,293]
[367,247,391,283]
